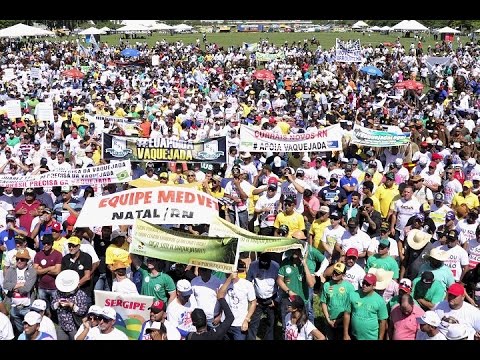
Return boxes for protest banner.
[208,216,303,253]
[351,125,411,147]
[130,219,239,273]
[95,290,153,340]
[75,186,219,227]
[35,101,54,122]
[255,52,285,62]
[0,160,132,188]
[2,68,14,81]
[239,124,342,152]
[103,133,227,163]
[5,100,21,119]
[335,39,362,63]
[30,67,41,79]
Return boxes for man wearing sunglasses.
[343,273,388,340]
[85,306,128,340]
[74,305,102,340]
[3,249,37,334]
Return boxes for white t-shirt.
[344,263,366,290]
[337,230,370,267]
[86,326,129,340]
[394,197,421,240]
[467,239,480,269]
[0,312,14,340]
[415,330,447,340]
[281,178,309,214]
[438,244,469,281]
[284,313,317,340]
[224,278,256,327]
[246,260,279,300]
[321,225,346,256]
[433,301,480,335]
[255,192,281,228]
[368,237,399,258]
[39,315,57,340]
[191,275,223,321]
[224,179,252,212]
[443,179,463,205]
[455,219,478,245]
[138,319,181,340]
[112,278,139,294]
[166,297,198,334]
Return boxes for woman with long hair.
[284,295,326,340]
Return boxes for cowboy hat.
[367,268,394,291]
[406,229,432,250]
[427,248,449,262]
[55,270,80,293]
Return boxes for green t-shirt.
[417,264,455,291]
[278,258,310,302]
[320,280,356,320]
[285,245,326,274]
[365,255,400,279]
[139,268,176,303]
[347,290,388,340]
[412,278,446,309]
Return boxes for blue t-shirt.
[339,175,358,203]
[18,331,54,340]
[0,227,27,251]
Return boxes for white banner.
[6,100,21,119]
[94,290,153,340]
[2,68,14,81]
[35,102,54,122]
[0,160,132,188]
[30,67,41,79]
[94,115,140,136]
[239,124,343,152]
[335,38,362,63]
[75,186,219,227]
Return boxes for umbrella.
[121,48,140,58]
[253,69,275,81]
[360,65,383,77]
[394,80,424,91]
[61,68,84,79]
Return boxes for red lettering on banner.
[104,298,146,310]
[176,191,184,203]
[158,190,175,203]
[184,192,195,203]
[99,198,108,208]
[196,194,206,206]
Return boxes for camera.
[359,206,365,212]
[278,224,289,237]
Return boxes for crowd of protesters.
[0,32,480,340]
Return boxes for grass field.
[77,31,474,50]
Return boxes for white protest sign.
[35,102,54,122]
[2,68,15,81]
[30,67,41,79]
[5,100,21,119]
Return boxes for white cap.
[340,157,349,163]
[301,155,311,163]
[25,158,33,165]
[87,305,103,315]
[395,158,403,166]
[273,156,282,167]
[101,306,117,321]
[445,323,470,340]
[23,311,42,326]
[146,321,163,332]
[31,299,47,311]
[467,158,476,166]
[416,311,441,327]
[240,152,252,159]
[176,279,193,296]
[452,142,461,149]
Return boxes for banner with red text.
[0,160,131,188]
[239,124,343,152]
[94,290,154,340]
[75,186,219,227]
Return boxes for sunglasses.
[88,315,102,321]
[332,271,343,276]
[362,281,373,287]
[285,202,294,206]
[67,243,79,248]
[16,258,28,262]
[187,174,195,177]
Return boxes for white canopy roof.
[173,24,193,32]
[476,29,480,33]
[99,26,111,32]
[151,23,173,31]
[116,24,151,33]
[436,26,460,34]
[119,20,159,28]
[0,23,55,38]
[369,26,382,32]
[352,21,369,29]
[391,20,428,31]
[380,26,392,31]
[78,27,105,35]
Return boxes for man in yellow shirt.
[274,196,305,237]
[452,180,480,210]
[51,222,68,254]
[105,230,131,276]
[374,173,399,219]
[309,206,331,249]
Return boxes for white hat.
[301,155,311,163]
[473,175,480,181]
[367,268,394,291]
[394,158,403,166]
[340,157,349,163]
[467,158,476,166]
[273,156,282,167]
[176,279,193,296]
[445,323,470,340]
[23,311,42,326]
[428,248,449,262]
[416,311,441,328]
[25,158,33,165]
[55,269,80,293]
[319,205,330,214]
[407,229,432,250]
[87,305,103,315]
[101,306,117,321]
[240,152,252,159]
[76,158,83,167]
[8,129,14,135]
[31,299,47,312]
[85,146,93,153]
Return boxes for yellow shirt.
[358,171,383,186]
[72,113,83,128]
[92,150,101,165]
[452,192,480,210]
[277,121,290,135]
[374,184,399,218]
[114,108,127,118]
[273,212,305,237]
[367,195,381,214]
[105,243,131,266]
[53,237,68,254]
[309,218,331,250]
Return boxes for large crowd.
[0,33,479,341]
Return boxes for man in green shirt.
[320,262,355,340]
[343,273,388,340]
[139,257,176,304]
[365,238,400,280]
[412,271,446,311]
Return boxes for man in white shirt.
[86,307,128,340]
[30,299,57,340]
[437,230,469,282]
[166,279,198,339]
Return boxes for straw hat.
[427,248,449,262]
[367,268,394,291]
[406,229,432,250]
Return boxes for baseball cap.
[159,172,168,179]
[347,217,358,227]
[24,188,35,195]
[445,211,456,221]
[467,157,476,166]
[111,229,127,241]
[101,307,117,321]
[431,153,443,161]
[463,180,473,189]
[399,278,412,294]
[319,205,330,214]
[378,238,390,248]
[366,168,375,176]
[333,262,346,275]
[61,185,72,193]
[268,183,278,191]
[417,311,441,327]
[87,305,103,316]
[6,214,16,222]
[23,311,42,326]
[330,211,341,220]
[434,193,445,202]
[385,172,395,180]
[176,279,193,297]
[67,236,81,246]
[267,177,278,185]
[284,195,296,204]
[148,300,166,313]
[31,299,47,312]
[428,162,437,169]
[415,213,425,222]
[346,248,359,258]
[421,271,434,284]
[363,273,377,286]
[447,283,465,297]
[345,164,353,171]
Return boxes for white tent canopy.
[436,26,460,34]
[0,23,54,38]
[119,20,159,28]
[380,26,392,31]
[476,29,480,33]
[99,26,111,32]
[352,21,369,29]
[151,23,173,31]
[369,26,382,32]
[116,24,151,33]
[172,24,193,33]
[391,20,428,32]
[78,27,105,35]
